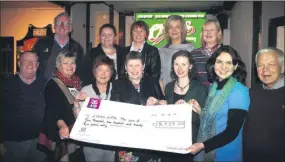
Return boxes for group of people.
[1,11,284,162]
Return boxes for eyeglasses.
[55,21,71,27]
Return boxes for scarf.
[55,70,81,91]
[197,77,237,162]
[201,43,221,56]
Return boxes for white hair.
[255,47,284,69]
[54,12,72,24]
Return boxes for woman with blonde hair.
[190,19,223,87]
[159,15,195,92]
[40,51,84,161]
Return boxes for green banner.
[136,12,206,48]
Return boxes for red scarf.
[201,43,221,56]
[55,71,81,91]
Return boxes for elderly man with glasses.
[33,12,84,81]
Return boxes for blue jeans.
[3,138,46,162]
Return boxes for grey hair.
[200,19,223,45]
[164,15,188,46]
[255,47,285,68]
[54,12,72,24]
[19,51,38,61]
[55,51,76,69]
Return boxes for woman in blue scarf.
[186,45,250,162]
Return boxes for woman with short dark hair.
[186,45,250,162]
[73,55,116,162]
[111,51,165,161]
[122,20,161,81]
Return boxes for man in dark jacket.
[243,47,285,162]
[32,12,84,81]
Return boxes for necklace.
[176,81,190,92]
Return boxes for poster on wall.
[0,37,14,78]
[16,24,53,72]
[136,12,206,48]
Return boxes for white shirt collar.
[130,41,145,52]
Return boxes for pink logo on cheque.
[87,98,101,109]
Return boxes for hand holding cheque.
[70,98,193,154]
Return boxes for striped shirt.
[191,48,212,87]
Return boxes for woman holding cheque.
[148,50,208,162]
[73,55,116,162]
[41,51,84,161]
[186,46,250,162]
[110,51,165,162]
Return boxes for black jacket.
[78,43,124,86]
[122,42,161,81]
[165,79,207,143]
[42,79,75,142]
[110,76,165,105]
[110,76,165,162]
[32,36,84,78]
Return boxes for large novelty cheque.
[70,98,192,154]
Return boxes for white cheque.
[70,98,192,154]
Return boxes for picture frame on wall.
[16,24,54,72]
[268,16,285,52]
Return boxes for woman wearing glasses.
[32,12,84,81]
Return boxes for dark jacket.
[122,42,161,81]
[32,36,84,78]
[42,79,75,142]
[243,84,285,162]
[110,76,165,162]
[110,76,165,104]
[162,79,207,162]
[40,79,84,161]
[78,43,124,86]
[165,79,207,143]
